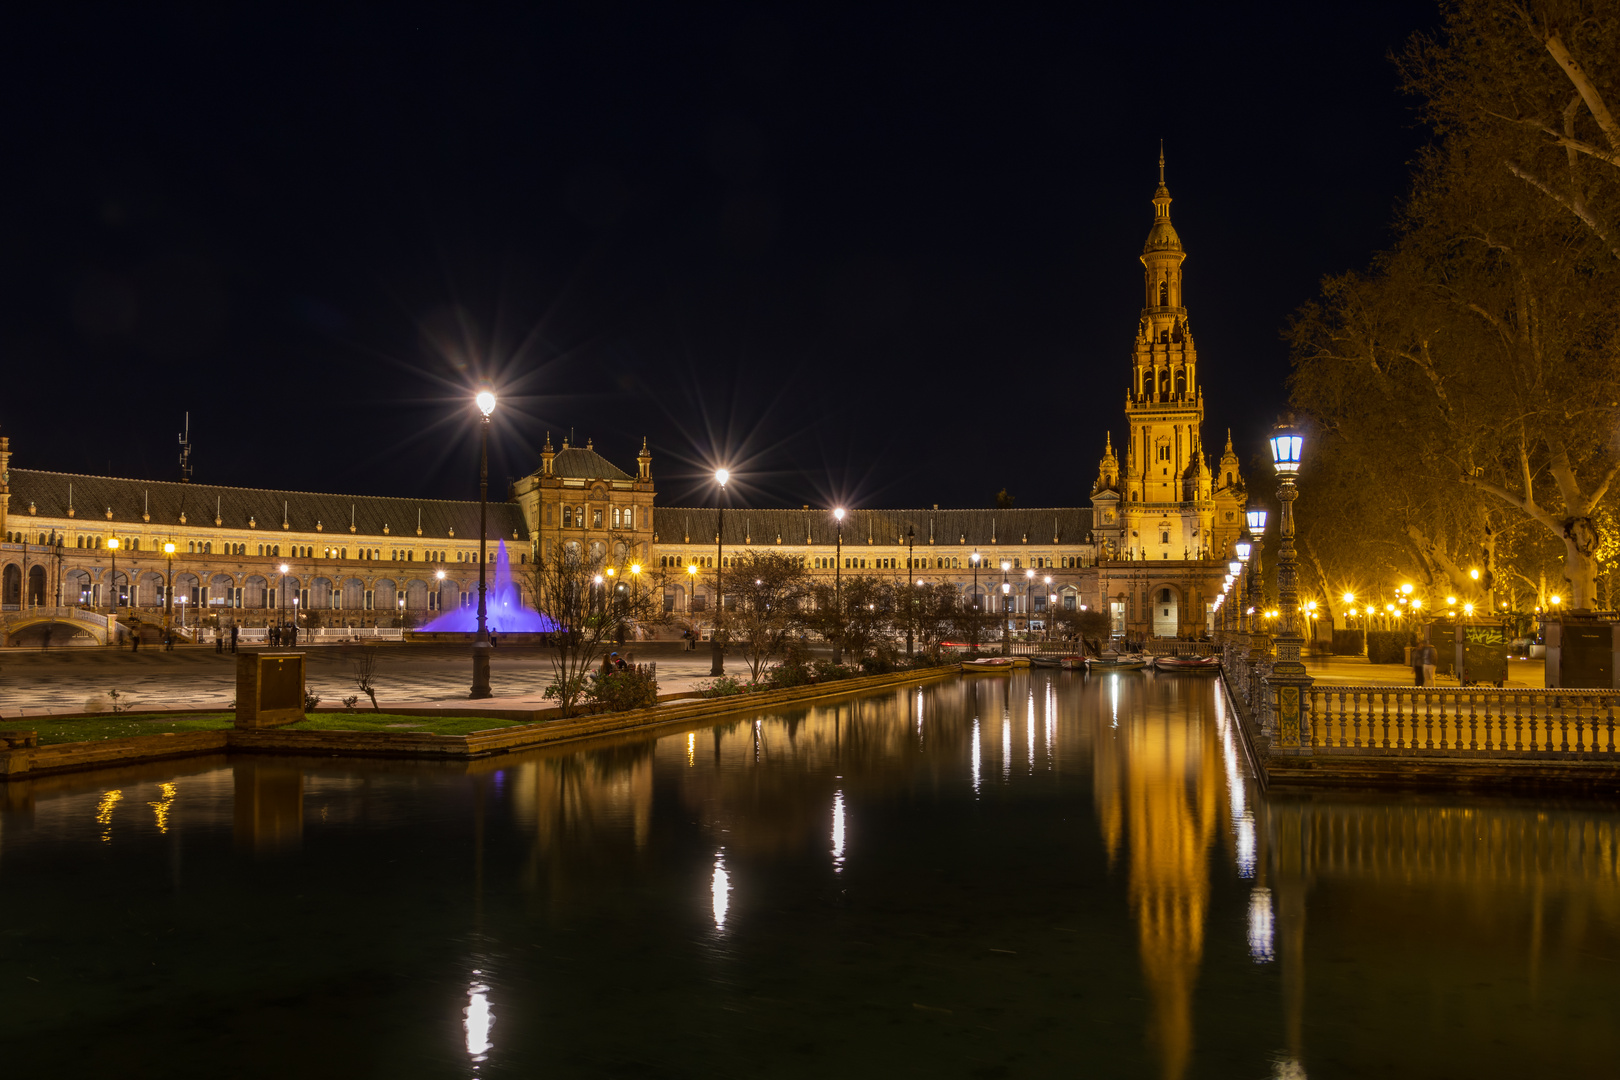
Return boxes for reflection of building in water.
[1093,680,1221,1080]
[510,747,655,850]
[233,763,304,851]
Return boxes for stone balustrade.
[1305,686,1620,756]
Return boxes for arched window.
[1158,280,1169,306]
[1175,369,1186,396]
[563,507,574,528]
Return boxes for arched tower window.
[1159,369,1171,395]
[1142,371,1153,398]
[1158,280,1169,306]
[1175,369,1186,396]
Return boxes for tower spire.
[1158,139,1165,185]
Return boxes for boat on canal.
[1088,654,1150,672]
[960,657,1016,674]
[1152,654,1221,673]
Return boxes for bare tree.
[527,535,666,716]
[346,646,380,710]
[1290,7,1620,608]
[720,550,812,683]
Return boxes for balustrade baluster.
[1527,698,1539,753]
[1574,698,1587,753]
[1381,690,1392,749]
[1559,696,1571,753]
[1607,700,1616,754]
[1338,690,1348,748]
[1423,691,1434,750]
[1467,692,1478,751]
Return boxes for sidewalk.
[1303,655,1544,689]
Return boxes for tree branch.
[1504,162,1620,260]
[1542,30,1620,155]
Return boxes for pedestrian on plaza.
[289,624,298,647]
[41,626,51,651]
[230,624,239,653]
[1420,639,1438,688]
[1412,637,1426,686]
[132,628,140,652]
[490,630,499,648]
[216,631,224,654]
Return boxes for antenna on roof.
[177,413,194,483]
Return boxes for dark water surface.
[3,672,1617,1078]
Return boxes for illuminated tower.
[1095,151,1244,565]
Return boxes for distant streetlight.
[106,537,120,620]
[832,507,845,664]
[970,549,982,651]
[711,469,730,676]
[1000,561,1011,656]
[470,390,497,700]
[163,542,176,622]
[435,568,446,613]
[279,563,289,634]
[906,524,916,657]
[1043,575,1052,640]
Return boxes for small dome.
[1144,217,1182,253]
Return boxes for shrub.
[303,690,322,711]
[699,675,753,698]
[586,667,659,712]
[812,659,855,682]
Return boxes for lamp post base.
[469,638,493,699]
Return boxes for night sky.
[2,2,1436,511]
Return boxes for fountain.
[420,540,559,633]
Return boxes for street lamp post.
[970,550,981,652]
[1024,568,1035,640]
[832,507,845,664]
[163,542,176,628]
[1265,419,1311,748]
[1043,575,1052,640]
[279,563,289,639]
[712,469,729,677]
[1000,561,1011,656]
[105,537,121,647]
[906,524,916,658]
[469,391,496,700]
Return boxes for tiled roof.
[653,507,1095,548]
[551,447,632,481]
[6,469,528,541]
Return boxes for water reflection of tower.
[1092,677,1220,1080]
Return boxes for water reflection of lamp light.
[970,717,982,795]
[1247,888,1275,963]
[831,792,846,873]
[465,973,493,1061]
[712,850,730,929]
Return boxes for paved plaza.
[0,642,737,717]
[0,642,1550,718]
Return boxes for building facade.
[0,162,1242,644]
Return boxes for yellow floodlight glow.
[475,391,496,417]
[1342,592,1354,604]
[1447,596,1456,605]
[1469,568,1480,580]
[1551,595,1562,605]
[687,564,698,575]
[1411,599,1421,609]
[1463,603,1474,615]
[1400,583,1413,595]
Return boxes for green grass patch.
[28,714,235,745]
[286,711,528,736]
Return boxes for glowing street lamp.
[163,542,176,621]
[470,390,497,700]
[970,549,982,651]
[106,537,120,619]
[435,568,446,612]
[712,468,730,676]
[832,507,846,663]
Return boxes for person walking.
[1420,639,1438,688]
[230,624,239,653]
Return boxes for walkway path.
[0,644,738,717]
[1303,655,1544,688]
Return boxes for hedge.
[1366,630,1412,665]
[1331,629,1364,655]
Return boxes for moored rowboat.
[960,658,1016,674]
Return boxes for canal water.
[2,672,1617,1078]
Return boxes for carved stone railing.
[1304,686,1620,757]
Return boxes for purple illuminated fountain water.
[421,540,559,633]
